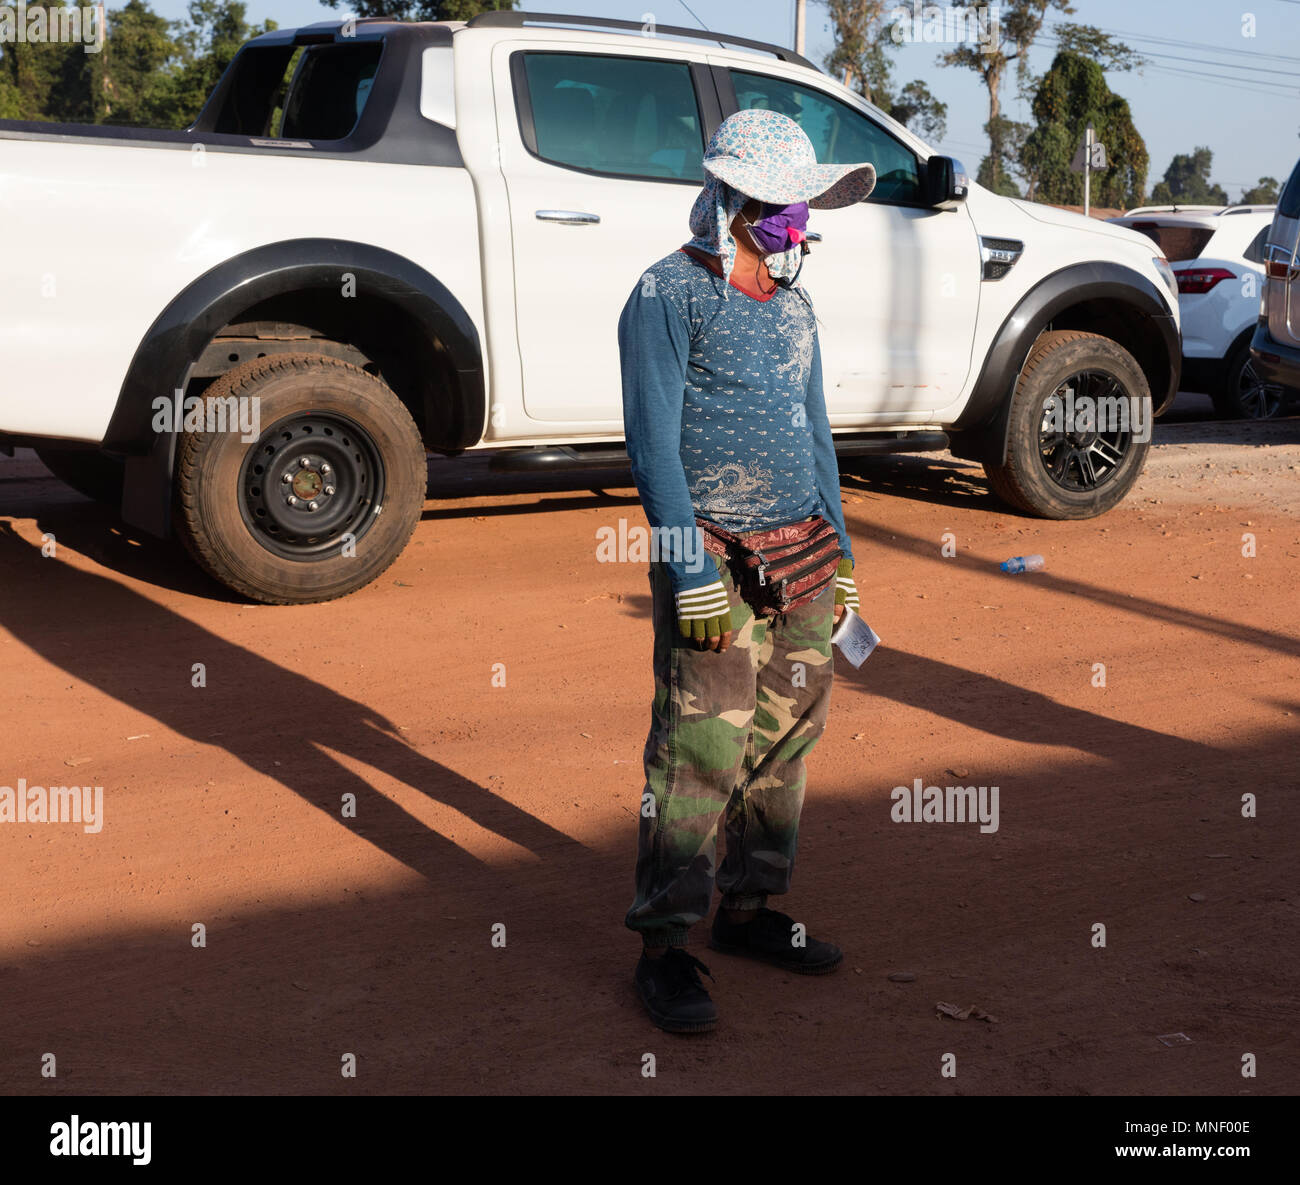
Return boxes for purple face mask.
[743,201,809,254]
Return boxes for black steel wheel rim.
[1037,370,1134,492]
[1236,358,1284,419]
[239,411,386,560]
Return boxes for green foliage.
[92,0,185,126]
[889,80,946,142]
[166,0,275,126]
[823,0,946,140]
[1239,177,1279,205]
[976,155,1022,197]
[0,0,275,129]
[1051,23,1144,71]
[1149,147,1228,207]
[320,0,514,22]
[1021,51,1148,208]
[0,1,89,121]
[979,114,1031,195]
[938,1,1074,195]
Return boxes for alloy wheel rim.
[1037,370,1135,492]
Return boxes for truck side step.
[489,446,631,472]
[831,430,948,456]
[489,431,949,473]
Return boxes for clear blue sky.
[151,0,1300,199]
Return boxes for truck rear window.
[210,41,383,141]
[1126,221,1214,261]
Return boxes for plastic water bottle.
[1000,554,1045,574]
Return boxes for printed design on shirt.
[769,296,816,387]
[690,461,781,525]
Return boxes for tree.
[1020,51,1147,208]
[1150,148,1228,207]
[982,114,1032,196]
[1240,177,1280,205]
[1051,23,1144,71]
[825,0,892,102]
[939,0,1073,195]
[167,0,274,127]
[0,1,90,121]
[90,0,185,126]
[824,0,947,140]
[320,0,514,22]
[890,80,947,143]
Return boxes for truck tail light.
[1174,267,1234,295]
[1265,245,1298,281]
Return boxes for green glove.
[676,560,732,641]
[834,557,860,613]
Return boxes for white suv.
[1110,205,1287,418]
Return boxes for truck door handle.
[535,210,601,225]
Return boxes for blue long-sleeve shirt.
[618,248,854,594]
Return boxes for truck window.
[517,52,704,182]
[281,42,383,141]
[730,70,922,205]
[210,41,382,140]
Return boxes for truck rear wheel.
[173,353,427,604]
[983,330,1152,519]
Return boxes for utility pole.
[795,0,806,55]
[1084,123,1093,218]
[1071,123,1107,217]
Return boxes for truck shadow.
[0,520,587,881]
[2,514,1296,1091]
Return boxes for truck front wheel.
[983,330,1152,519]
[173,353,427,604]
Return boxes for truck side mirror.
[926,155,969,209]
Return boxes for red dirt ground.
[1,418,1297,1095]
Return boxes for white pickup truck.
[0,11,1181,603]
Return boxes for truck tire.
[1212,339,1286,420]
[173,353,427,604]
[34,446,125,506]
[983,330,1152,519]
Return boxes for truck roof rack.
[466,8,820,72]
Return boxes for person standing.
[617,109,876,1033]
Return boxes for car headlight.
[1153,256,1178,302]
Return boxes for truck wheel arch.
[105,238,484,537]
[105,238,484,455]
[948,261,1181,466]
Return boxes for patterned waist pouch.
[696,514,842,616]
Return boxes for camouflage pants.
[624,556,835,947]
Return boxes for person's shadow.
[0,521,584,882]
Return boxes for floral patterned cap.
[702,108,876,209]
[686,108,876,295]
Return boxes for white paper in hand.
[830,607,880,668]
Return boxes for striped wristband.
[675,579,730,621]
[834,558,859,612]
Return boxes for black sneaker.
[708,906,843,975]
[634,947,718,1033]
